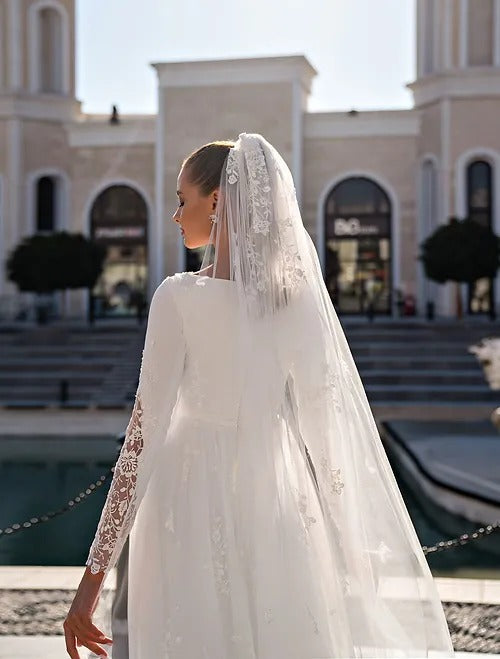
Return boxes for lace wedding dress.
[86,133,454,658]
[87,272,351,657]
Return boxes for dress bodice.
[170,272,243,427]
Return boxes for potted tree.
[418,216,500,320]
[6,231,106,324]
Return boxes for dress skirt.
[127,405,354,659]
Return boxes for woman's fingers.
[79,639,110,657]
[64,615,112,657]
[69,618,101,646]
[63,621,80,658]
[88,621,113,644]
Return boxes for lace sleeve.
[85,277,186,583]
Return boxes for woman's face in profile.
[172,166,217,250]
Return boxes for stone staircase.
[0,323,145,409]
[1,318,498,412]
[341,318,499,409]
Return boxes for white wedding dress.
[125,271,353,658]
[88,270,355,657]
[87,267,454,658]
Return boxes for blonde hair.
[182,140,235,196]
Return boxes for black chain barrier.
[421,521,500,555]
[0,452,498,555]
[0,468,113,538]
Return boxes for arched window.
[466,160,494,314]
[39,7,64,92]
[419,159,439,309]
[323,177,392,315]
[0,2,5,90]
[36,176,56,232]
[423,0,436,75]
[90,185,149,319]
[467,0,494,66]
[420,159,439,236]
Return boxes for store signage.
[332,217,389,238]
[94,226,145,240]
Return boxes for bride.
[64,133,455,658]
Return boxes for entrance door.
[324,177,392,315]
[466,160,495,315]
[89,185,148,319]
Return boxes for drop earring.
[209,214,217,224]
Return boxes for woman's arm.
[64,277,186,656]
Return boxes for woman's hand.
[63,567,113,658]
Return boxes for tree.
[418,216,500,319]
[6,231,107,322]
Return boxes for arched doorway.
[466,160,495,315]
[324,177,392,314]
[89,185,148,319]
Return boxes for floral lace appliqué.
[324,362,343,413]
[210,514,230,595]
[320,456,345,496]
[227,135,306,305]
[226,148,239,184]
[244,146,272,236]
[85,394,144,575]
[294,486,317,546]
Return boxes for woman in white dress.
[64,133,455,658]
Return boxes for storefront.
[89,185,148,319]
[466,160,495,315]
[324,177,392,315]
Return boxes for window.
[466,160,494,314]
[420,159,438,237]
[423,0,436,75]
[324,177,392,315]
[90,185,149,319]
[39,7,64,93]
[36,176,56,232]
[467,0,494,66]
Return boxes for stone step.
[0,375,103,385]
[353,356,480,369]
[0,347,127,359]
[0,361,115,373]
[359,370,486,385]
[365,384,498,402]
[351,345,479,356]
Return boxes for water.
[1,434,498,578]
[0,435,118,567]
[389,453,500,579]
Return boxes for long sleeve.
[85,277,186,582]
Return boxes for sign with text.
[328,216,390,239]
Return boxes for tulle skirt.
[127,406,355,659]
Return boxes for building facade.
[1,0,500,319]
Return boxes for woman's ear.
[212,188,219,209]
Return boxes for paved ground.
[1,589,499,655]
[1,568,500,657]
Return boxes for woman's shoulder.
[148,272,193,310]
[157,271,197,291]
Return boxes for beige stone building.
[1,0,499,319]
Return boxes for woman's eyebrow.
[176,190,183,196]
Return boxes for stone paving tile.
[1,589,499,654]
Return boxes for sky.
[76,0,416,116]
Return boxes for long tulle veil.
[195,132,454,657]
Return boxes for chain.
[422,521,500,555]
[0,464,498,556]
[0,467,113,538]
